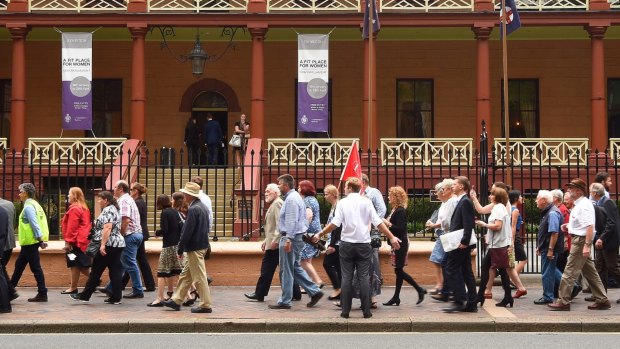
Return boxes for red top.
[62,204,92,253]
[558,203,571,250]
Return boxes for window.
[0,79,10,140]
[396,79,433,138]
[88,79,122,138]
[608,79,620,138]
[501,79,539,138]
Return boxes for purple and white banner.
[297,34,329,133]
[62,33,92,130]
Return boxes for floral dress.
[300,196,321,260]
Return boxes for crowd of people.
[1,170,619,317]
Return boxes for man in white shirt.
[314,177,400,319]
[548,178,610,311]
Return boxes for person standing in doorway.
[204,113,222,167]
[184,116,200,166]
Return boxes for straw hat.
[180,182,201,198]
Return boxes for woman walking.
[61,187,92,294]
[299,180,325,288]
[322,185,342,300]
[70,191,125,304]
[147,194,183,307]
[383,186,426,306]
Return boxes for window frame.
[500,78,540,138]
[395,78,434,138]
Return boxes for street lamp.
[187,34,208,77]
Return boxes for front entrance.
[191,91,229,166]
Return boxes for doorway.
[192,91,229,166]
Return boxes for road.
[2,333,619,349]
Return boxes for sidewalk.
[1,285,620,333]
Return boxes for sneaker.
[103,298,122,305]
[534,297,553,305]
[123,292,145,299]
[70,293,89,303]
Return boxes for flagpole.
[367,0,374,153]
[501,0,512,188]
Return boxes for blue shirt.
[279,189,308,238]
[22,200,43,240]
[363,186,386,219]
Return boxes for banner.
[297,34,329,133]
[62,32,92,130]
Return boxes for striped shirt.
[94,205,125,248]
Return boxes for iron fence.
[1,131,619,275]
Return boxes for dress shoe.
[268,303,292,309]
[147,301,164,307]
[363,313,373,319]
[443,303,465,313]
[340,313,349,319]
[191,306,213,313]
[162,299,181,311]
[103,298,122,305]
[587,300,611,310]
[307,291,324,307]
[28,294,48,302]
[584,296,596,302]
[244,292,264,302]
[534,297,553,305]
[123,292,144,299]
[547,302,570,311]
[61,289,78,295]
[513,289,527,299]
[417,288,427,305]
[431,294,450,302]
[570,285,582,300]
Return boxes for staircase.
[138,167,239,237]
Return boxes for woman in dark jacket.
[382,186,426,306]
[147,194,183,307]
[321,184,341,300]
[121,183,156,292]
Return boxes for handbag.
[229,134,242,148]
[86,239,101,257]
[489,246,510,269]
[370,228,382,248]
[440,229,477,252]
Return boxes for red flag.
[339,141,362,182]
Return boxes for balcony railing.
[268,138,358,166]
[1,0,616,13]
[28,138,126,165]
[494,138,589,166]
[381,138,473,166]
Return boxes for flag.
[340,141,362,182]
[362,0,380,39]
[500,0,521,37]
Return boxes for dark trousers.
[207,143,219,166]
[340,242,373,316]
[81,246,124,301]
[122,239,155,290]
[445,247,477,306]
[1,249,16,298]
[594,248,620,291]
[557,249,569,273]
[0,251,11,311]
[477,251,511,300]
[11,244,47,295]
[254,249,301,299]
[323,246,341,290]
[188,145,200,166]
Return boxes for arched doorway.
[192,91,229,165]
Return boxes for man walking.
[0,205,12,312]
[590,182,620,304]
[163,182,213,313]
[548,179,611,311]
[314,177,401,319]
[533,190,563,305]
[443,176,477,313]
[0,195,16,301]
[10,183,49,302]
[268,174,323,310]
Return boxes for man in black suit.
[443,176,477,313]
[591,182,620,303]
[203,113,222,167]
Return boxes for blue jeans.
[277,234,320,306]
[541,251,562,301]
[107,233,144,294]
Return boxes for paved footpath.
[1,286,620,333]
